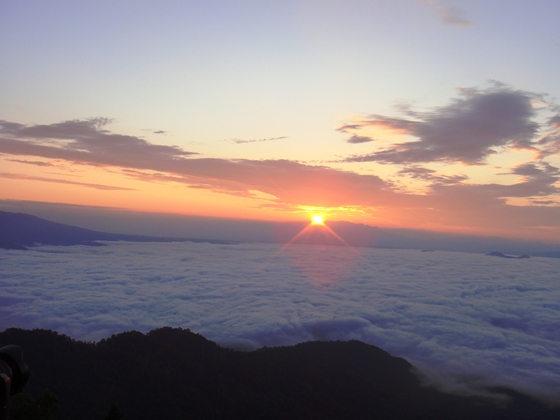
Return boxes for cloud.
[0,119,393,207]
[6,159,55,167]
[550,114,560,129]
[398,166,468,185]
[502,162,560,197]
[0,172,136,191]
[336,123,362,131]
[438,5,473,27]
[0,118,198,168]
[1,242,559,404]
[531,200,558,206]
[423,0,474,27]
[225,136,287,144]
[537,114,560,158]
[346,135,374,144]
[344,87,540,165]
[336,124,374,144]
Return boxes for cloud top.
[1,242,559,404]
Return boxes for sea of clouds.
[1,241,559,403]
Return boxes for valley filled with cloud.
[1,242,559,403]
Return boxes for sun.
[311,215,325,225]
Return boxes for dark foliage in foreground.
[11,389,59,420]
[0,328,558,420]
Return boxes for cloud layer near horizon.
[1,242,559,404]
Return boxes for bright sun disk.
[312,215,324,225]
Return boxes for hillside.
[1,328,558,420]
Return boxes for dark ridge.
[0,211,237,250]
[1,327,558,420]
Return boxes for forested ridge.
[1,327,558,419]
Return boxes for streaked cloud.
[537,114,560,158]
[1,242,559,404]
[0,118,198,168]
[225,136,287,144]
[0,172,136,191]
[398,166,468,185]
[346,135,374,144]
[531,199,558,206]
[6,159,55,167]
[0,120,393,207]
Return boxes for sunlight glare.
[312,215,324,225]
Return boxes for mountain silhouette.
[1,327,558,420]
[0,211,235,250]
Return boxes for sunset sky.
[1,0,560,241]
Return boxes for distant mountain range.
[1,327,558,420]
[0,211,235,250]
[1,210,559,257]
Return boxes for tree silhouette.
[103,403,125,420]
[11,389,59,420]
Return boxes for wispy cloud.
[224,136,287,144]
[0,172,135,191]
[346,135,374,144]
[398,166,468,185]
[531,199,559,206]
[537,114,560,158]
[7,159,55,167]
[0,120,392,207]
[438,5,473,26]
[422,0,474,27]
[0,118,197,168]
[336,124,374,144]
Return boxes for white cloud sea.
[1,242,559,403]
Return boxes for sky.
[1,0,560,241]
[1,242,559,404]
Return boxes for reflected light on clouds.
[278,219,362,288]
